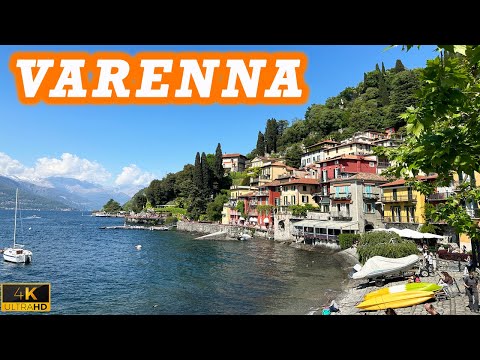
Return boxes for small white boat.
[351,254,420,280]
[238,233,252,241]
[3,188,33,264]
[135,245,142,250]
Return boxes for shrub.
[338,233,361,250]
[419,223,439,234]
[357,231,420,264]
[358,231,401,247]
[164,216,178,225]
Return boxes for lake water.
[0,210,348,315]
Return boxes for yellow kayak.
[363,282,442,301]
[356,290,435,311]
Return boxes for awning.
[263,218,269,223]
[249,217,258,222]
[371,228,444,239]
[239,217,245,221]
[292,219,359,231]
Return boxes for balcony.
[255,191,269,197]
[426,192,454,202]
[381,195,417,203]
[330,212,352,221]
[363,193,380,200]
[382,216,420,224]
[331,193,351,200]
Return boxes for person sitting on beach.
[424,303,440,315]
[385,307,397,315]
[439,271,454,287]
[328,299,340,313]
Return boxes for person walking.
[464,271,479,312]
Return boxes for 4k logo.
[1,283,50,312]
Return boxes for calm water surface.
[0,211,348,315]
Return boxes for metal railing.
[382,216,421,223]
[331,193,351,200]
[363,193,379,200]
[381,195,417,202]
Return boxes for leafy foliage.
[256,204,274,215]
[357,231,419,264]
[289,203,317,217]
[102,198,122,213]
[338,233,361,250]
[383,45,480,269]
[236,200,246,218]
[206,193,229,221]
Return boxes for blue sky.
[0,45,438,196]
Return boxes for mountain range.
[0,176,131,211]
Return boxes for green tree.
[387,69,420,129]
[193,152,202,189]
[206,193,229,221]
[284,143,303,168]
[264,118,278,154]
[102,198,122,213]
[255,131,265,156]
[212,143,224,196]
[380,45,480,269]
[236,200,246,218]
[201,152,211,195]
[393,59,406,73]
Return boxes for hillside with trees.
[246,60,421,163]
[124,59,422,221]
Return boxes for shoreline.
[329,250,479,316]
[175,223,477,315]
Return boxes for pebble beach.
[321,248,480,316]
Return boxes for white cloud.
[114,164,156,196]
[0,152,156,196]
[33,153,111,183]
[0,153,33,177]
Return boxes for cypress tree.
[201,152,210,195]
[378,67,389,106]
[256,131,265,156]
[264,118,278,154]
[394,59,406,73]
[194,152,203,189]
[214,143,224,181]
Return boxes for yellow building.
[266,177,320,209]
[380,175,438,227]
[250,161,295,187]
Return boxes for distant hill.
[0,176,131,211]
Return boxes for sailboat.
[3,188,33,264]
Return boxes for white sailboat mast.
[13,188,18,248]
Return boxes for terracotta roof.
[306,140,340,149]
[262,161,288,168]
[380,174,438,187]
[318,154,375,163]
[238,192,255,197]
[264,178,320,187]
[222,153,245,158]
[330,172,388,182]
